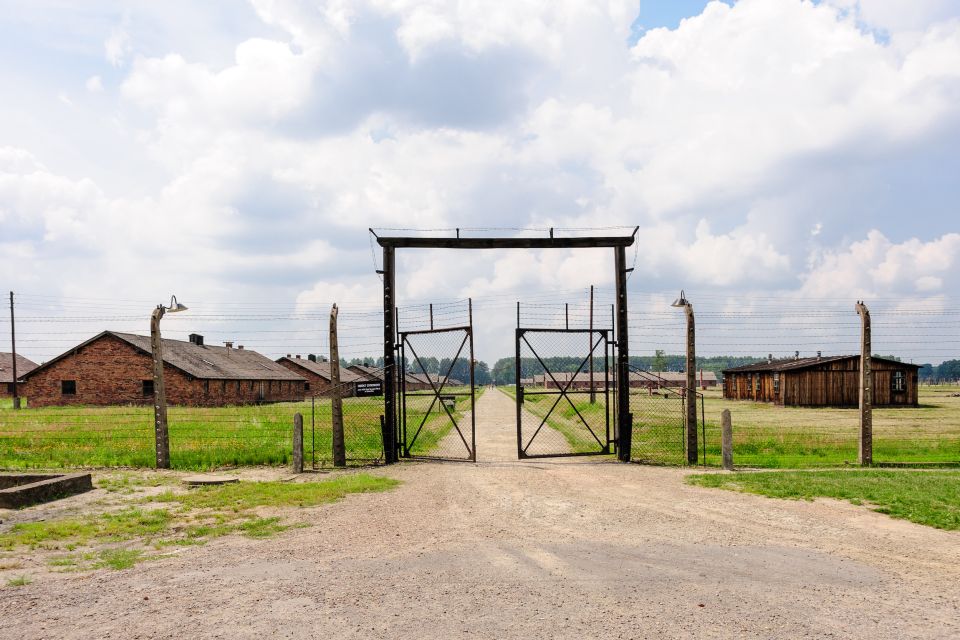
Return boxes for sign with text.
[355,380,384,397]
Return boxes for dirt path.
[2,389,959,639]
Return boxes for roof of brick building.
[0,352,39,383]
[21,331,304,382]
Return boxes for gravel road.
[2,388,958,639]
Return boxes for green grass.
[0,388,485,469]
[0,396,389,470]
[696,384,960,468]
[154,474,399,511]
[0,474,399,571]
[400,387,480,457]
[687,469,960,530]
[0,508,172,550]
[6,575,31,587]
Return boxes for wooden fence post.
[292,412,303,473]
[856,301,873,466]
[330,304,346,467]
[721,409,734,471]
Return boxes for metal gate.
[515,328,613,458]
[399,326,476,461]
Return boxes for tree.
[653,349,667,372]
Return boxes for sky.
[2,0,960,366]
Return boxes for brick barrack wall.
[20,334,305,407]
[276,360,357,398]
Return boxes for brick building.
[1,352,39,397]
[19,331,305,407]
[277,355,365,397]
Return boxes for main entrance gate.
[374,228,644,464]
[515,328,613,458]
[399,325,476,461]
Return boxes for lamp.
[671,290,690,308]
[167,295,188,313]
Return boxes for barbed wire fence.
[1,287,959,469]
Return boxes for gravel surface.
[2,389,958,639]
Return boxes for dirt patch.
[1,390,958,639]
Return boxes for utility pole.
[672,290,698,464]
[330,303,346,467]
[9,292,20,410]
[856,301,872,466]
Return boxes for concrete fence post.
[721,409,734,471]
[292,412,304,473]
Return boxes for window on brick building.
[249,380,255,391]
[220,380,226,394]
[305,382,311,391]
[204,380,210,394]
[235,381,241,394]
[773,372,780,394]
[61,380,76,395]
[142,380,154,396]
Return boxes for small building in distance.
[0,352,39,397]
[349,364,431,391]
[19,332,306,407]
[630,370,718,390]
[276,355,365,397]
[722,354,920,408]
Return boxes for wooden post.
[589,285,595,404]
[856,301,873,466]
[330,304,346,467]
[292,412,304,473]
[9,292,20,410]
[721,409,734,470]
[684,303,698,464]
[150,306,171,469]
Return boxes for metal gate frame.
[399,325,476,461]
[514,327,613,459]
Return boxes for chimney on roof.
[768,353,773,363]
[296,354,301,359]
[224,341,233,349]
[189,333,204,346]
[817,350,822,360]
[238,345,244,350]
[795,350,800,360]
[308,354,317,362]
[286,353,292,358]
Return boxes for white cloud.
[801,230,960,298]
[85,75,104,93]
[105,22,132,66]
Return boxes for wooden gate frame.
[373,228,637,464]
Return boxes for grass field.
[698,384,960,467]
[509,382,960,466]
[0,390,474,470]
[687,469,960,530]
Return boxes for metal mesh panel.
[401,328,475,460]
[629,389,686,465]
[516,329,610,457]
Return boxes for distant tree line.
[919,360,960,382]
